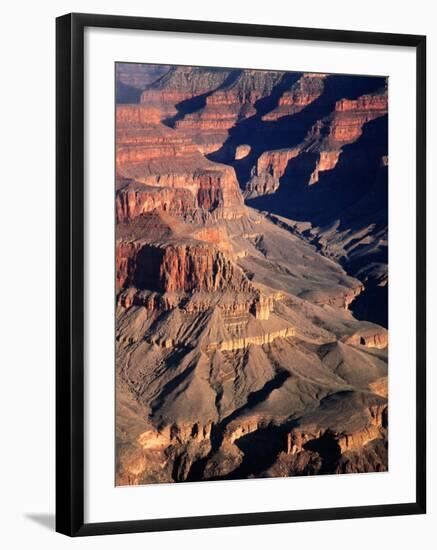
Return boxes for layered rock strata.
[262,73,327,121]
[116,105,245,223]
[115,63,389,486]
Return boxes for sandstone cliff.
[262,73,327,121]
[116,104,245,223]
[115,63,389,485]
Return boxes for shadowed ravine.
[208,74,386,188]
[185,369,291,482]
[115,63,389,486]
[163,70,244,127]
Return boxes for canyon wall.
[114,63,389,485]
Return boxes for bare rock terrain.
[115,64,389,485]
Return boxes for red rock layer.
[262,73,327,121]
[115,167,244,223]
[174,70,284,153]
[303,89,387,184]
[235,144,251,160]
[116,107,199,168]
[245,148,300,198]
[140,66,231,120]
[117,241,252,294]
[116,105,245,223]
[319,91,388,146]
[116,241,141,291]
[160,245,247,293]
[116,182,198,223]
[206,70,284,108]
[116,104,162,126]
[248,88,388,196]
[115,67,389,486]
[255,148,301,180]
[308,150,341,184]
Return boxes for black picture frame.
[56,12,427,537]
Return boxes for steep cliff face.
[116,104,163,127]
[116,240,140,291]
[115,63,389,486]
[177,69,284,128]
[303,89,387,183]
[308,151,341,184]
[262,73,327,120]
[116,107,199,168]
[116,210,246,294]
[275,392,388,476]
[307,90,388,149]
[115,209,386,486]
[168,70,286,154]
[140,66,231,119]
[243,86,388,327]
[245,148,300,198]
[138,243,251,293]
[116,180,198,223]
[115,166,245,222]
[246,88,388,195]
[116,104,245,222]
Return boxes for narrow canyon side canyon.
[115,63,389,485]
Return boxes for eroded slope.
[115,64,389,485]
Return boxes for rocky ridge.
[115,64,389,485]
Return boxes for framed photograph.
[56,12,426,536]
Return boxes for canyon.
[115,63,389,485]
